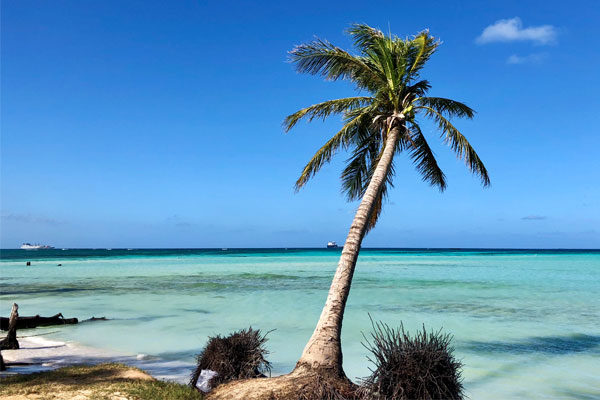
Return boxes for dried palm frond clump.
[189,327,271,389]
[296,375,359,400]
[359,319,464,400]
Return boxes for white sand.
[1,336,194,383]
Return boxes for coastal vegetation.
[195,321,462,399]
[359,320,463,399]
[208,23,489,398]
[190,327,271,389]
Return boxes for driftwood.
[1,312,78,331]
[0,304,19,350]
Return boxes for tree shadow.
[463,333,600,393]
[462,333,600,355]
[552,388,600,400]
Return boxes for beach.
[1,248,599,398]
[1,336,193,383]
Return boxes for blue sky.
[1,0,599,249]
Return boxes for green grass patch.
[0,363,203,399]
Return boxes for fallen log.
[0,304,19,350]
[0,312,78,331]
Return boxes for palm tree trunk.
[294,123,402,378]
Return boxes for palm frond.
[406,80,431,97]
[417,106,490,186]
[372,37,401,93]
[340,130,381,201]
[288,39,382,90]
[295,114,366,191]
[283,97,373,132]
[347,24,385,53]
[407,32,439,78]
[416,97,475,119]
[365,162,394,233]
[406,124,447,191]
[365,180,386,233]
[341,132,395,232]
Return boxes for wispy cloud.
[521,215,547,221]
[1,213,63,225]
[507,52,547,64]
[477,17,557,45]
[165,214,193,228]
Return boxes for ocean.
[1,248,599,398]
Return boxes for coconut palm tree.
[209,25,490,399]
[284,24,490,379]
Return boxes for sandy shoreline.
[1,336,195,383]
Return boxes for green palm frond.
[407,32,440,78]
[346,24,385,53]
[288,39,382,90]
[372,37,401,93]
[341,133,395,232]
[340,129,381,201]
[365,176,390,233]
[416,97,475,119]
[365,158,395,232]
[295,113,367,191]
[406,80,431,97]
[417,106,490,186]
[283,97,373,132]
[407,124,447,191]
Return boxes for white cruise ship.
[20,243,55,250]
[327,241,338,248]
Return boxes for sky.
[1,0,599,249]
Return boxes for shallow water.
[1,248,599,398]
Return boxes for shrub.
[360,318,464,400]
[189,327,271,389]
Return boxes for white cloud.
[506,52,547,64]
[477,17,557,45]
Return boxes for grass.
[0,363,203,399]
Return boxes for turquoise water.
[1,248,599,398]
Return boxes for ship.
[327,241,338,248]
[20,243,55,250]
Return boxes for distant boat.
[327,241,338,248]
[21,243,54,250]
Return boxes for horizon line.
[1,247,598,251]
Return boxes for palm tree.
[284,24,490,379]
[209,25,490,399]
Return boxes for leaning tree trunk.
[0,303,20,350]
[207,123,403,399]
[294,122,402,378]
